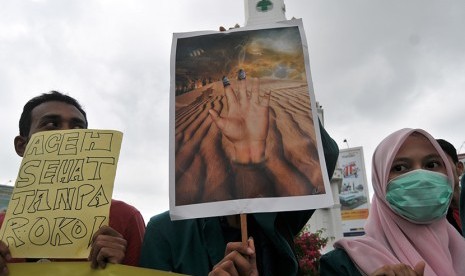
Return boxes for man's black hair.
[437,139,459,164]
[19,91,88,137]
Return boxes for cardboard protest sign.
[170,19,333,219]
[8,262,185,276]
[0,129,122,258]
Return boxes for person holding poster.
[140,20,338,275]
[139,121,339,275]
[461,165,465,237]
[320,129,465,276]
[437,139,463,234]
[0,91,145,274]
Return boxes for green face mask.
[386,169,452,224]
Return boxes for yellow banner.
[341,209,369,220]
[8,262,185,276]
[0,129,123,259]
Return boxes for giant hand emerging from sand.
[209,75,271,164]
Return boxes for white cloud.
[1,0,464,222]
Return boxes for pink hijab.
[335,128,465,276]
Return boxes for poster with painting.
[170,19,333,219]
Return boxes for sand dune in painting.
[175,79,324,206]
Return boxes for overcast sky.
[1,0,464,223]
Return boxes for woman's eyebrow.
[424,153,442,160]
[391,157,410,163]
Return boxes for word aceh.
[24,131,115,157]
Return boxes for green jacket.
[140,123,339,275]
[319,248,362,276]
[140,210,316,275]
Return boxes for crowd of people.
[0,87,463,276]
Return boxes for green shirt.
[320,248,362,276]
[140,210,316,275]
[140,122,339,275]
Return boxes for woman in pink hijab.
[320,128,465,276]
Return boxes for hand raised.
[370,261,425,276]
[209,73,271,164]
[88,226,127,269]
[209,238,258,276]
[0,241,11,276]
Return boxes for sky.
[0,0,464,223]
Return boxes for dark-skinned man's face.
[14,101,87,157]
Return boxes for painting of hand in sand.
[171,21,331,214]
[209,76,271,166]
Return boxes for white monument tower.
[244,0,344,252]
[244,0,286,26]
[313,104,343,253]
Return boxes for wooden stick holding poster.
[240,213,248,246]
[170,19,333,220]
[0,129,122,259]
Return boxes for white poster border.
[169,19,333,220]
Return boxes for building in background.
[459,153,465,185]
[337,147,370,237]
[459,153,465,165]
[307,104,344,252]
[0,184,13,213]
[306,164,344,253]
[308,146,370,252]
[243,0,349,252]
[244,0,286,26]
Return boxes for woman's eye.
[392,164,407,172]
[426,161,441,169]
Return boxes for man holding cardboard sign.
[0,91,145,275]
